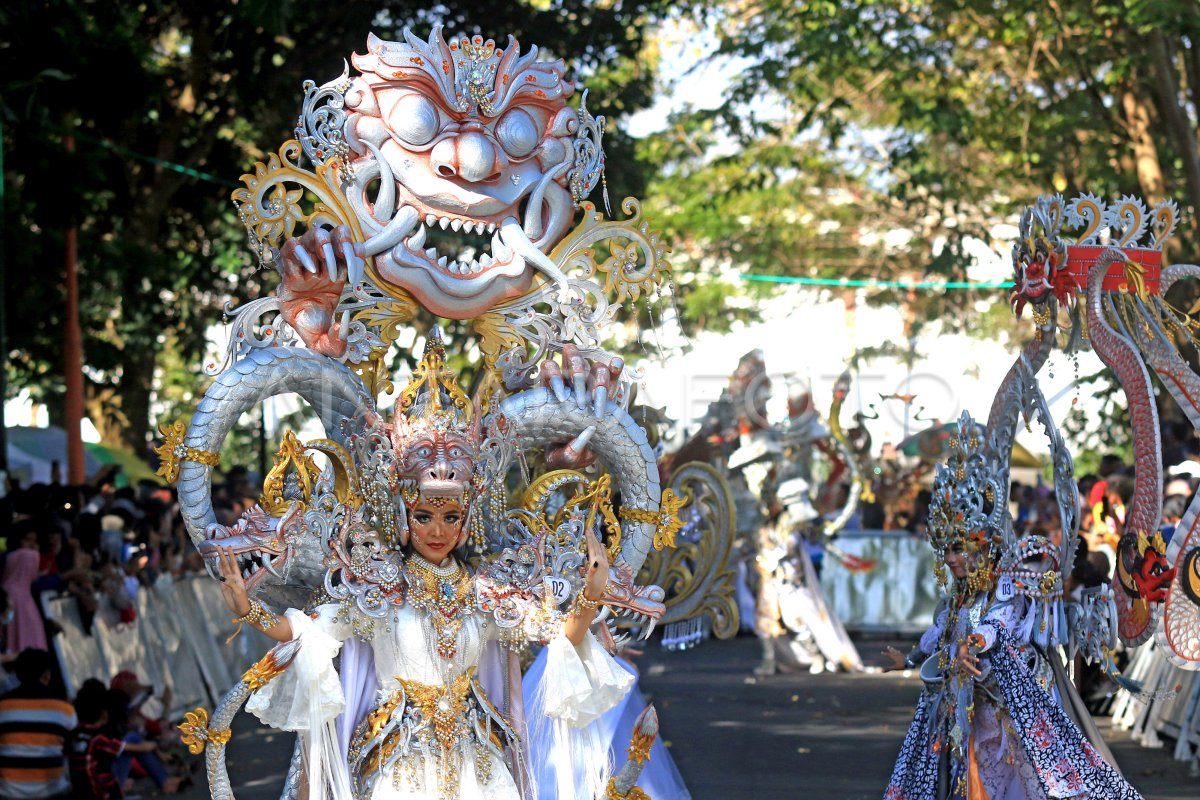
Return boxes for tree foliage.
[646,0,1200,339]
[2,0,675,457]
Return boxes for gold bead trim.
[620,488,688,551]
[154,420,220,484]
[178,707,232,755]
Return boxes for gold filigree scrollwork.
[351,347,397,399]
[397,335,472,417]
[231,139,364,264]
[305,438,366,510]
[552,197,672,305]
[619,488,687,552]
[633,462,740,640]
[178,707,231,755]
[521,470,623,558]
[259,431,321,515]
[354,298,418,349]
[154,420,220,484]
[472,311,527,368]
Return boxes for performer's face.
[409,502,465,563]
[944,543,969,579]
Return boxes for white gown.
[247,563,633,800]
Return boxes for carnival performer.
[882,432,1140,799]
[211,363,633,800]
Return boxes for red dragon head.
[1011,196,1073,317]
[1117,529,1176,605]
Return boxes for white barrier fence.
[1110,641,1200,769]
[821,530,940,634]
[41,576,271,719]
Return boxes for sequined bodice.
[366,555,491,690]
[368,601,490,690]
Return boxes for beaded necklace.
[404,555,476,660]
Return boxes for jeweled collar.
[407,553,460,578]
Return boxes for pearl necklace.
[404,555,475,660]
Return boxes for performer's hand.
[956,641,982,678]
[583,525,610,602]
[216,547,251,617]
[880,646,908,673]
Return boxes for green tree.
[645,1,1200,336]
[2,0,676,459]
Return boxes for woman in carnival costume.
[882,412,1141,800]
[213,339,633,800]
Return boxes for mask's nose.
[430,130,505,183]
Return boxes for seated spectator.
[67,687,124,800]
[104,688,182,796]
[98,516,126,566]
[1161,493,1188,545]
[0,648,75,799]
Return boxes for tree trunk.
[116,354,155,456]
[1120,89,1165,203]
[1149,32,1200,227]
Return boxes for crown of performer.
[1012,193,1180,315]
[390,328,479,509]
[926,411,1005,560]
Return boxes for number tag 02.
[544,577,571,606]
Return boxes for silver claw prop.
[562,425,597,464]
[593,385,608,420]
[295,245,317,273]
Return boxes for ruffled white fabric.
[530,632,634,799]
[541,632,634,726]
[245,608,355,800]
[246,608,346,731]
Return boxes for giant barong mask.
[338,28,602,318]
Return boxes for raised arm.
[216,547,294,642]
[562,526,609,646]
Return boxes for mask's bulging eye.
[495,108,539,158]
[390,94,440,146]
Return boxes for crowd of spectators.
[0,462,262,798]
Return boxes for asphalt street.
[174,634,1198,800]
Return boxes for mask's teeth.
[450,219,463,232]
[438,217,451,230]
[487,222,497,234]
[425,214,437,227]
[425,247,438,260]
[437,255,448,269]
[492,230,512,263]
[408,225,427,249]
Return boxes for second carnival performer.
[215,339,633,800]
[882,413,1140,800]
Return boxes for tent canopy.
[897,421,1041,468]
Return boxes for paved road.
[176,635,1198,799]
